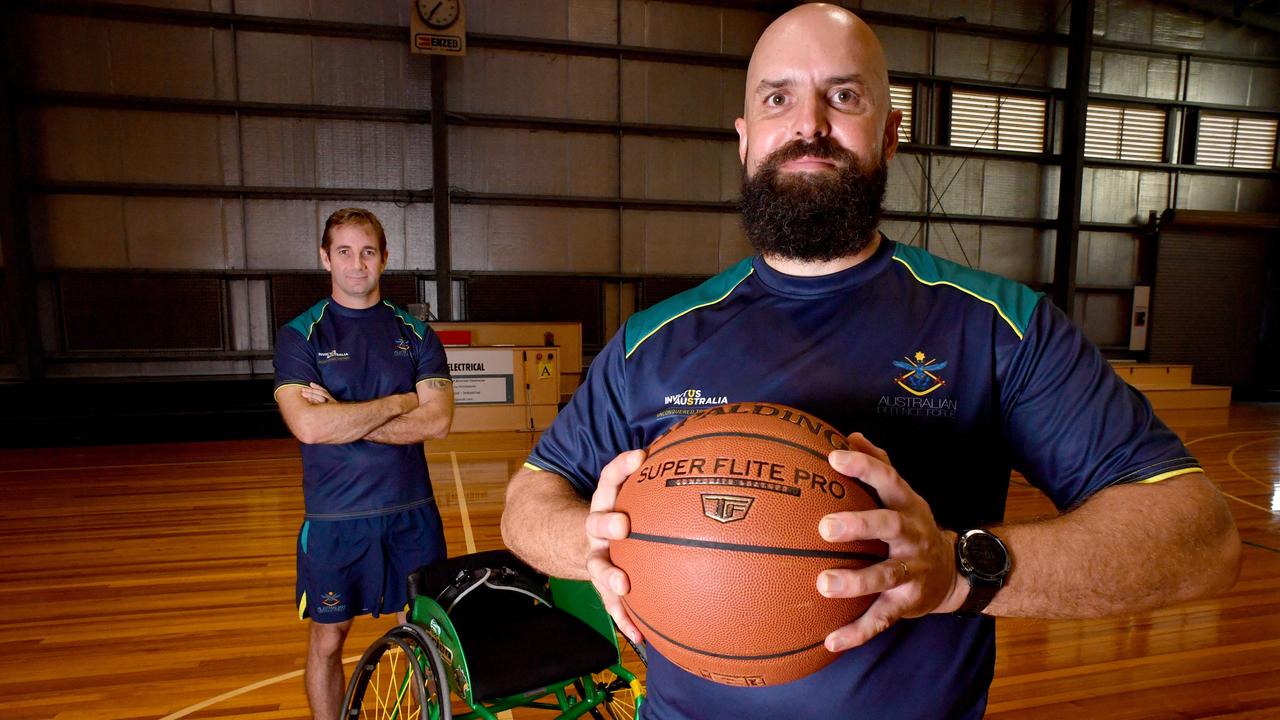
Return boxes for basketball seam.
[647,431,834,464]
[626,532,885,561]
[623,598,828,662]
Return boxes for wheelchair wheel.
[343,627,450,720]
[580,668,641,720]
[388,624,452,720]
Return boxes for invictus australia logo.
[657,388,728,418]
[664,388,728,407]
[317,349,351,364]
[394,337,411,357]
[701,494,754,523]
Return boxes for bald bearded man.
[501,5,1240,718]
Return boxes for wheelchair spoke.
[578,668,641,720]
[389,646,418,720]
[345,634,434,720]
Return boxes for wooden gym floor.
[1,404,1277,719]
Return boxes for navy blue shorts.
[296,501,447,623]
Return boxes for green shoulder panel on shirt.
[285,299,330,341]
[892,243,1042,339]
[384,301,426,340]
[624,256,755,357]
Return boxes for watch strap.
[954,580,999,617]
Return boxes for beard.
[738,137,888,263]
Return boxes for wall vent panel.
[466,276,602,347]
[61,274,223,351]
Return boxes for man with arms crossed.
[501,5,1240,719]
[274,208,454,720]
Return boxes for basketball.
[610,401,888,687]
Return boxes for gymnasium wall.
[1077,2,1279,346]
[1153,225,1267,389]
[1,0,1277,385]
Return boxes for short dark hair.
[321,208,387,255]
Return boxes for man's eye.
[767,93,786,106]
[834,89,855,103]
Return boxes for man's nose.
[793,91,830,141]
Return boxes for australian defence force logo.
[316,591,346,614]
[893,351,948,396]
[879,349,958,418]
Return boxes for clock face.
[417,0,460,29]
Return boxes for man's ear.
[882,108,902,163]
[735,117,749,166]
[319,247,331,271]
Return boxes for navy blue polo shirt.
[273,299,451,519]
[526,238,1199,719]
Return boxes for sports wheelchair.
[342,549,644,720]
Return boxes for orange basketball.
[610,401,887,687]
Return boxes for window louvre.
[1084,104,1166,162]
[950,91,1045,153]
[890,84,913,142]
[1196,114,1278,169]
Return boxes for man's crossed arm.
[275,378,454,445]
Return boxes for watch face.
[961,531,1010,580]
[417,0,460,29]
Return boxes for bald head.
[734,3,899,177]
[746,4,891,115]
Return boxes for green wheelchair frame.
[342,551,644,720]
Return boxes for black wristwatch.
[954,528,1011,617]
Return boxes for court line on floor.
[1227,437,1279,490]
[1244,540,1280,554]
[1183,431,1278,516]
[1184,430,1280,447]
[157,655,362,720]
[1222,491,1274,515]
[451,450,477,555]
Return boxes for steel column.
[0,6,41,379]
[431,55,452,321]
[1052,0,1094,315]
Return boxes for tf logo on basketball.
[701,494,754,523]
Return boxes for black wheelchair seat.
[449,580,618,700]
[407,549,618,702]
